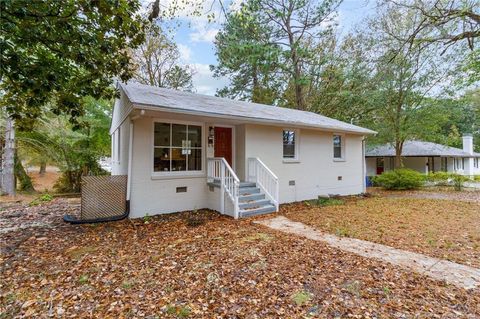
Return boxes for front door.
[214,127,233,167]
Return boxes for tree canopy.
[0,0,145,127]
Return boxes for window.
[441,158,447,171]
[333,134,344,160]
[475,158,479,168]
[153,122,202,173]
[283,130,296,159]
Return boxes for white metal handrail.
[247,157,279,211]
[207,157,240,218]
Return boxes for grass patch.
[29,193,53,206]
[305,197,345,207]
[165,305,191,318]
[291,290,312,306]
[78,275,89,285]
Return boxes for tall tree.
[132,25,195,91]
[246,0,342,110]
[212,5,282,104]
[366,3,462,167]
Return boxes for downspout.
[126,121,134,201]
[362,136,366,193]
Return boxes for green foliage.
[29,193,54,206]
[165,305,191,318]
[373,169,425,190]
[1,0,145,127]
[426,172,470,191]
[18,97,112,193]
[450,174,469,191]
[305,197,345,207]
[291,290,312,306]
[426,172,451,185]
[212,4,282,104]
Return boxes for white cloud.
[191,63,229,96]
[190,26,219,43]
[177,44,192,62]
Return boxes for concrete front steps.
[208,181,276,218]
[238,182,276,218]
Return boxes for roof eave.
[131,102,376,135]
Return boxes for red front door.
[214,127,232,166]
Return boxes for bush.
[450,174,469,191]
[305,197,345,207]
[474,175,480,182]
[373,169,425,190]
[29,193,54,206]
[427,172,470,190]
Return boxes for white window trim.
[282,128,300,163]
[333,133,346,162]
[151,119,206,178]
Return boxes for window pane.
[188,148,202,171]
[154,148,170,172]
[333,135,342,158]
[154,123,170,147]
[171,148,186,171]
[188,125,202,147]
[283,145,295,158]
[283,130,295,158]
[333,135,341,147]
[334,147,342,158]
[172,124,187,147]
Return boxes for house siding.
[128,116,210,218]
[117,112,366,218]
[244,124,364,203]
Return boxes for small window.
[283,130,296,159]
[333,134,344,160]
[475,158,479,168]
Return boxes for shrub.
[474,175,480,182]
[426,171,450,185]
[373,169,425,190]
[29,193,54,206]
[450,173,469,191]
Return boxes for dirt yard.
[280,190,480,269]
[1,194,479,318]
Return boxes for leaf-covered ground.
[1,199,480,318]
[281,191,480,269]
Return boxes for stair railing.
[247,157,279,211]
[207,157,240,219]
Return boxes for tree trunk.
[394,141,404,169]
[39,160,47,175]
[14,152,35,192]
[2,117,16,195]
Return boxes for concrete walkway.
[255,216,480,290]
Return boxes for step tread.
[239,199,271,209]
[238,193,265,202]
[240,204,277,217]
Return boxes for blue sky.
[157,0,375,95]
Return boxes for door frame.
[213,124,236,171]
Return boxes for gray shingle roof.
[119,82,375,135]
[366,140,480,157]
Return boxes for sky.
[150,0,375,96]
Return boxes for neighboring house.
[365,135,480,178]
[110,82,375,219]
